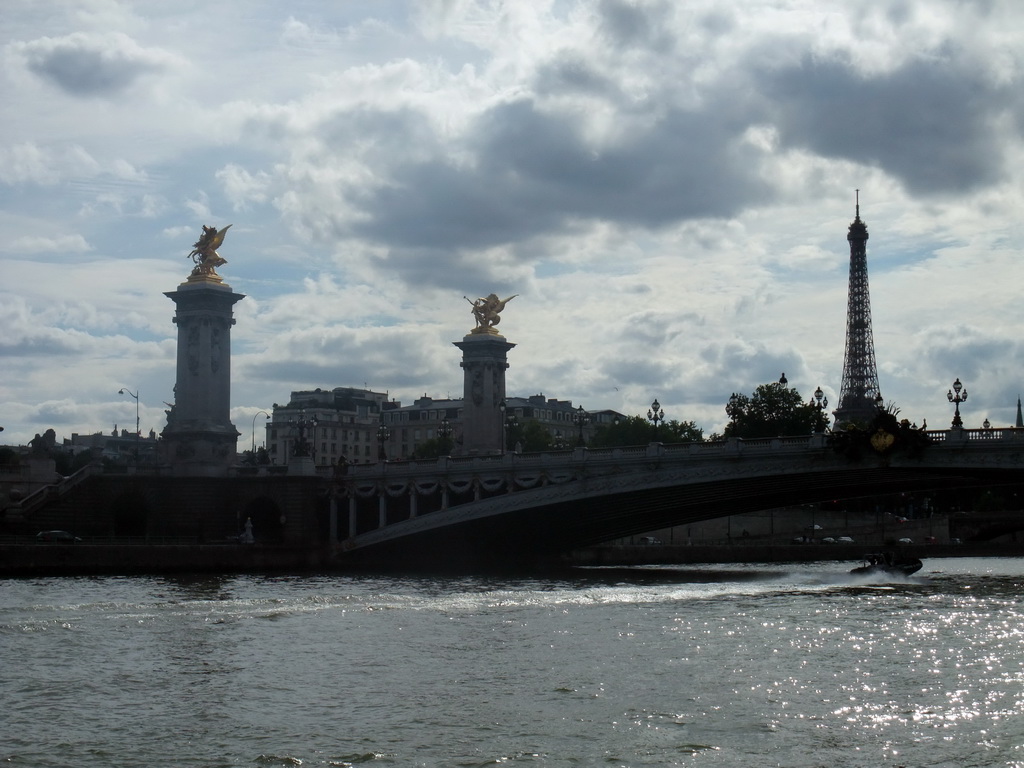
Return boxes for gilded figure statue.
[465,293,517,333]
[187,224,232,278]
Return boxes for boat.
[850,552,922,577]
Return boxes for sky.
[3,0,1024,450]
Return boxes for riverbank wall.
[3,540,1021,577]
[0,542,331,577]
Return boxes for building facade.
[380,393,623,459]
[267,387,396,467]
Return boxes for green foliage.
[410,432,457,460]
[412,438,443,460]
[0,446,20,467]
[519,420,554,452]
[723,381,828,439]
[590,415,703,448]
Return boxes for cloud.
[216,164,273,211]
[11,31,180,97]
[0,143,99,185]
[759,54,1013,195]
[5,233,91,254]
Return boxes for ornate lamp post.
[118,388,140,464]
[647,398,664,433]
[809,386,829,432]
[498,399,507,455]
[572,405,590,446]
[947,378,968,428]
[983,418,992,430]
[377,422,391,461]
[725,393,742,431]
[505,413,519,452]
[251,410,271,455]
[437,418,454,454]
[292,411,319,458]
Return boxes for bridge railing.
[925,427,1024,444]
[343,435,833,481]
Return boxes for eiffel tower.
[833,191,882,427]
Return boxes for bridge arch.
[240,496,285,543]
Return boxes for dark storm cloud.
[351,97,769,252]
[597,0,675,53]
[759,55,1012,194]
[16,32,172,97]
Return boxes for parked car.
[898,537,913,545]
[821,537,836,544]
[36,530,81,543]
[836,536,855,544]
[638,536,662,545]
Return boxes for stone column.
[453,332,516,455]
[161,276,244,475]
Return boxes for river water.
[2,557,1023,768]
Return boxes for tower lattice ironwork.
[833,192,881,427]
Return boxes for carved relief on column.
[211,324,222,373]
[187,325,200,375]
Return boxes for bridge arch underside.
[339,464,1024,571]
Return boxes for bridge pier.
[348,496,358,538]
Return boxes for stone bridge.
[337,428,1024,569]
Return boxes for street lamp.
[647,398,664,431]
[438,418,453,455]
[809,386,829,432]
[572,405,590,446]
[726,393,742,430]
[498,398,507,455]
[505,413,519,452]
[377,422,391,461]
[947,378,968,428]
[251,410,271,455]
[292,411,319,458]
[118,388,139,464]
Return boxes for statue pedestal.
[453,332,516,455]
[289,456,317,476]
[161,278,245,476]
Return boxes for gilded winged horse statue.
[187,224,232,278]
[465,293,517,334]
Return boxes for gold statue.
[187,224,232,279]
[465,293,517,334]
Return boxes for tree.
[590,415,704,448]
[412,438,444,461]
[519,420,553,453]
[723,380,828,439]
[662,419,704,443]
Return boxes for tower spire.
[833,193,881,427]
